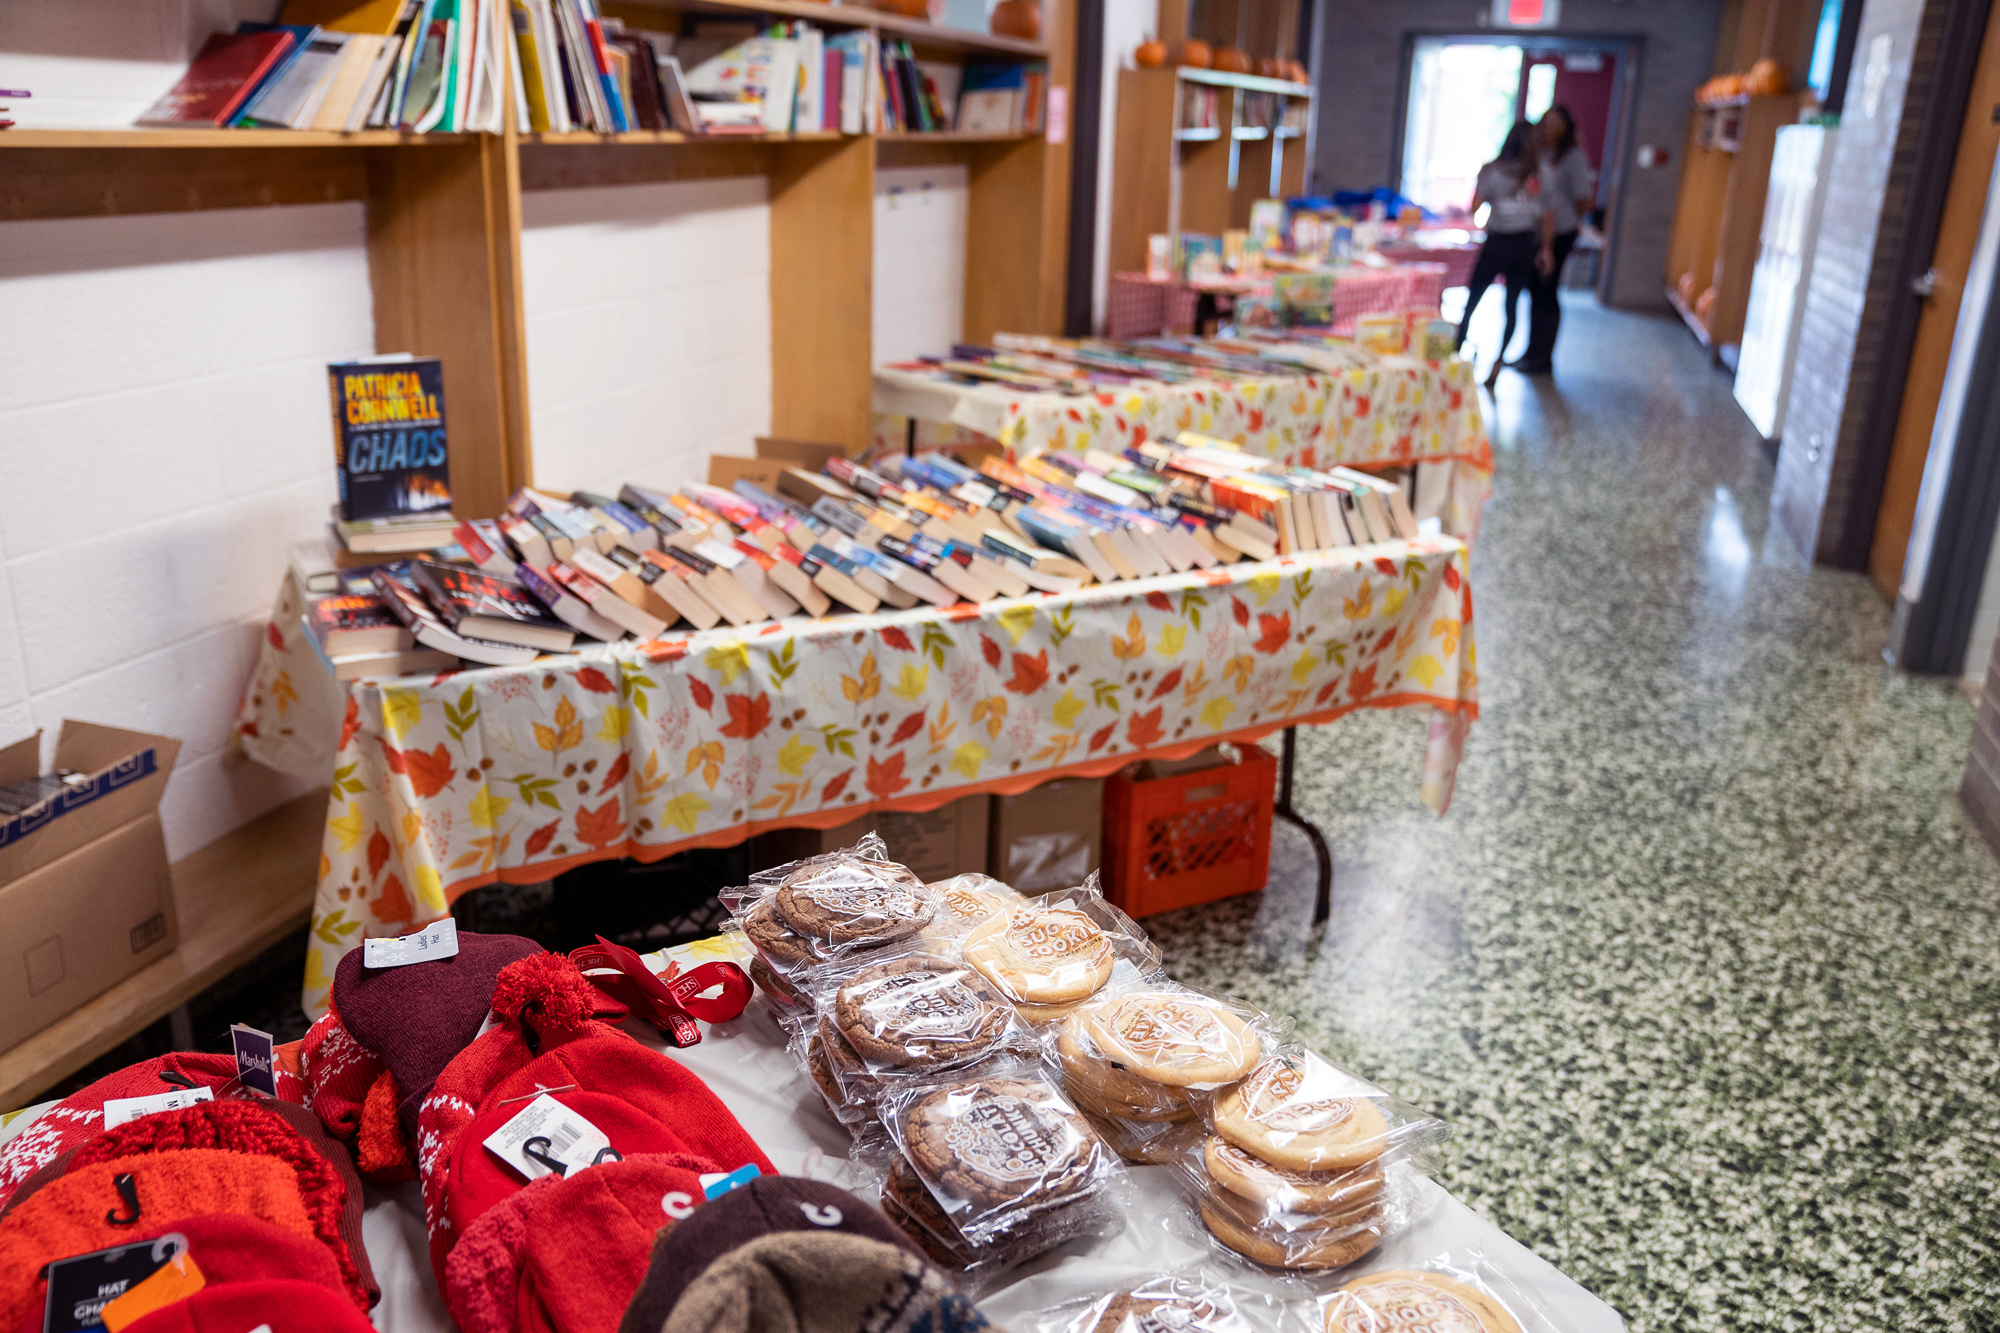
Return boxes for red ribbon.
[570,936,752,1048]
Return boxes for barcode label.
[482,1093,610,1181]
[363,918,459,969]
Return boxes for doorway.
[1394,33,1640,299]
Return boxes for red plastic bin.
[1100,746,1277,918]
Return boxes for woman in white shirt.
[1515,105,1595,374]
[1453,121,1555,375]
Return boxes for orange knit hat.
[0,1151,314,1332]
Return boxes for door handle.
[1912,267,1940,298]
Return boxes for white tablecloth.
[359,998,1626,1333]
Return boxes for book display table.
[1105,262,1450,339]
[873,343,1494,541]
[236,540,1479,1018]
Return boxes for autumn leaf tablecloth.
[239,540,1478,1019]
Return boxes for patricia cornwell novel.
[329,356,452,523]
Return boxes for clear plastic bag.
[919,873,1028,952]
[1317,1249,1584,1333]
[878,1059,1128,1254]
[1022,1273,1271,1333]
[812,944,1041,1082]
[961,875,1163,1019]
[1054,978,1283,1122]
[1179,1154,1432,1275]
[1206,1048,1447,1177]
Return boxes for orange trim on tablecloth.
[420,691,1478,911]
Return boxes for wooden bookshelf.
[0,791,325,1112]
[0,6,1071,520]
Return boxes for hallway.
[1152,298,2000,1331]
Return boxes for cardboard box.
[0,723,182,1053]
[755,437,849,470]
[707,455,787,493]
[750,794,989,885]
[989,778,1104,894]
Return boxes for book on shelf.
[408,558,576,651]
[237,27,353,128]
[137,31,299,126]
[328,354,452,526]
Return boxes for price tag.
[229,1023,275,1097]
[699,1163,762,1199]
[43,1234,187,1333]
[103,1086,212,1130]
[483,1094,610,1182]
[362,917,459,969]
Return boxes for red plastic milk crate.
[1101,745,1277,918]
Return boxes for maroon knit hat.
[618,1179,923,1333]
[116,1279,377,1333]
[331,930,546,1139]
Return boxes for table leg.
[1274,726,1335,927]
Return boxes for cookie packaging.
[876,1060,1129,1268]
[1317,1250,1585,1333]
[1054,978,1286,1124]
[1021,1273,1281,1333]
[960,876,1164,1022]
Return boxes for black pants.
[1455,230,1539,357]
[1523,230,1580,367]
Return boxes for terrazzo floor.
[1149,297,2000,1332]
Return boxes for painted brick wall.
[1769,0,1944,565]
[1309,0,1721,308]
[0,204,370,860]
[520,178,774,498]
[873,163,971,365]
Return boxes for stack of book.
[293,433,1424,679]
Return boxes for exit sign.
[1493,0,1561,26]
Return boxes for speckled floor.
[1149,298,2000,1333]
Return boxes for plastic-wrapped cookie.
[1203,1136,1386,1216]
[1213,1054,1390,1172]
[834,955,1015,1066]
[744,896,817,968]
[964,903,1115,1005]
[1078,990,1261,1088]
[1057,1023,1196,1120]
[1081,1282,1239,1333]
[1197,1193,1382,1271]
[902,1077,1105,1224]
[748,951,805,1007]
[1201,1169,1381,1235]
[774,855,934,945]
[815,1016,891,1105]
[921,874,1023,947]
[882,1153,975,1268]
[1323,1272,1524,1333]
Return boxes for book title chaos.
[342,367,446,471]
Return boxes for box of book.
[328,356,452,524]
[0,723,183,1052]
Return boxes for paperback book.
[328,355,452,524]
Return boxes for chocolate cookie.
[805,1032,864,1122]
[834,955,1014,1067]
[902,1077,1104,1217]
[883,1153,973,1264]
[816,1016,890,1105]
[964,903,1114,1005]
[1071,1097,1203,1166]
[743,895,816,969]
[1198,1195,1383,1271]
[749,952,805,1007]
[1080,991,1260,1088]
[774,856,933,945]
[1085,1285,1235,1333]
[1212,1056,1390,1172]
[1203,1136,1386,1215]
[1323,1272,1524,1333]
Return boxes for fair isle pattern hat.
[661,1232,992,1333]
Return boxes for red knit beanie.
[299,1000,385,1148]
[41,1099,374,1310]
[116,1280,377,1333]
[7,1213,347,1333]
[0,1054,273,1214]
[446,1155,716,1333]
[331,930,547,1140]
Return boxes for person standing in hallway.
[1512,105,1594,375]
[1454,120,1555,383]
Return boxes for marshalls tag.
[230,1023,276,1097]
[484,1094,611,1181]
[363,917,459,969]
[103,1086,212,1129]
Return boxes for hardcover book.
[328,355,452,524]
[137,31,298,126]
[408,559,574,651]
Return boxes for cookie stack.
[918,873,1025,950]
[1193,1053,1396,1271]
[805,954,1022,1121]
[741,853,938,1007]
[963,899,1117,1022]
[1054,988,1263,1155]
[880,1075,1118,1271]
[1322,1270,1526,1333]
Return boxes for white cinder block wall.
[873,164,969,365]
[522,179,775,497]
[0,204,369,860]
